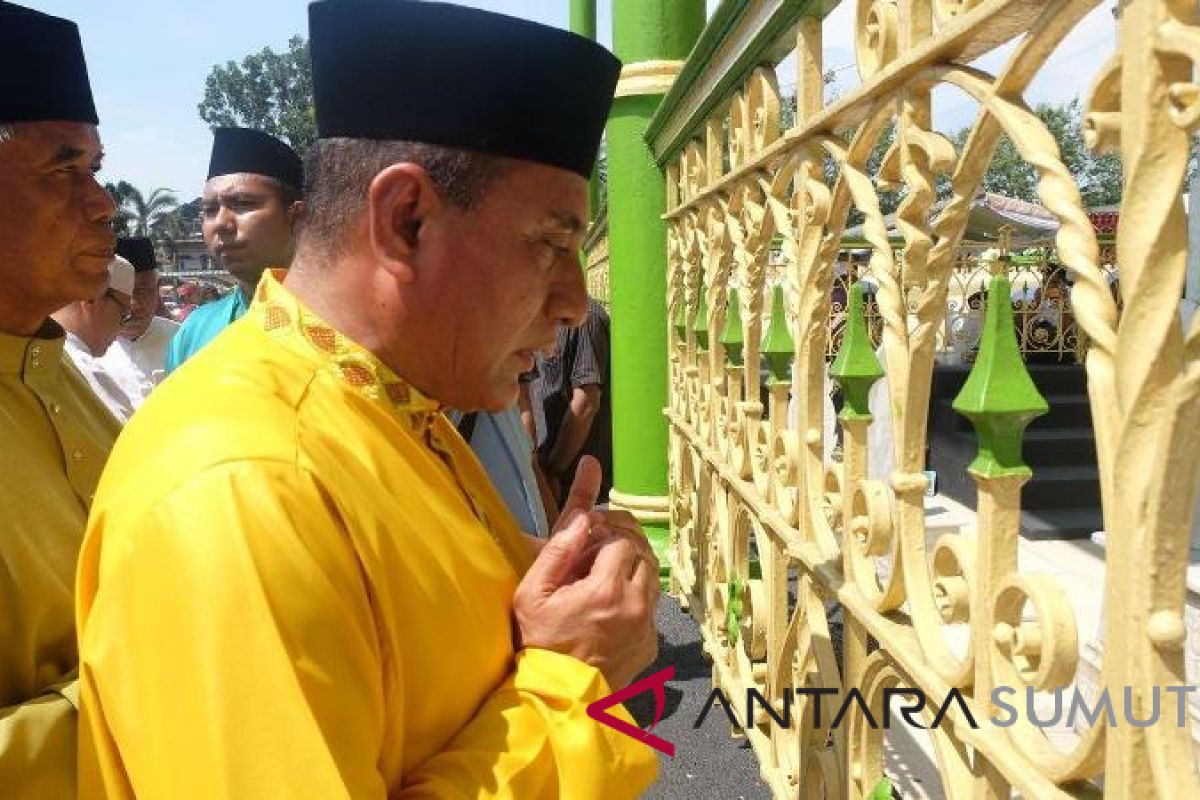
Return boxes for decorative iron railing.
[651,1,1200,798]
[584,207,611,308]
[824,246,1123,363]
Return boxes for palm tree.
[104,181,180,264]
[104,181,137,237]
[123,185,178,236]
[150,197,202,265]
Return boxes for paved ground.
[625,596,773,799]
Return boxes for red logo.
[586,665,675,757]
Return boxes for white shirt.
[64,332,137,424]
[98,315,179,410]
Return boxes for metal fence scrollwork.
[655,1,1200,797]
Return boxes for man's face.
[91,285,131,355]
[0,122,117,321]
[120,268,159,339]
[411,160,590,411]
[201,173,296,287]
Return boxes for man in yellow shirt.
[0,4,120,797]
[77,2,660,798]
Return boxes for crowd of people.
[1,1,647,798]
[156,279,225,323]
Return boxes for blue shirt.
[165,287,250,374]
[449,405,549,538]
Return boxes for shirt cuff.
[513,648,614,705]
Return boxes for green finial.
[830,281,886,421]
[952,275,1048,478]
[692,290,710,351]
[761,285,793,382]
[720,289,745,365]
[725,577,744,645]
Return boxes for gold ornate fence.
[824,247,1123,363]
[654,1,1200,797]
[584,207,611,308]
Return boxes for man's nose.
[85,175,117,224]
[551,253,589,328]
[214,205,237,233]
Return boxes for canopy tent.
[842,192,1060,246]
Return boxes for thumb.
[522,512,591,595]
[556,456,602,527]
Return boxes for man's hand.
[551,458,655,581]
[514,458,659,690]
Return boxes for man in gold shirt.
[78,2,660,798]
[0,4,120,797]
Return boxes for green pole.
[606,0,705,577]
[569,0,600,218]
[569,0,596,39]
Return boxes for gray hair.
[298,138,505,257]
[0,125,15,145]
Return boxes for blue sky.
[19,0,1115,200]
[23,0,619,198]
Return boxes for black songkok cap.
[116,237,158,273]
[207,127,304,191]
[0,3,97,124]
[308,0,620,179]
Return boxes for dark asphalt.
[624,596,773,800]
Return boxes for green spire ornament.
[761,285,794,383]
[692,290,710,351]
[830,281,885,421]
[726,577,744,646]
[952,275,1048,478]
[720,288,745,366]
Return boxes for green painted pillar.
[569,0,600,217]
[569,0,596,41]
[605,0,705,574]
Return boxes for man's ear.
[286,200,305,231]
[366,163,439,284]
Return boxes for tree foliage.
[950,98,1123,206]
[198,36,315,152]
[105,181,178,238]
[778,95,1127,212]
[173,198,204,233]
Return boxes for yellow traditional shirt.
[0,321,118,799]
[76,271,658,799]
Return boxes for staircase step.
[931,364,1089,401]
[1030,393,1093,429]
[1020,508,1104,541]
[928,364,1103,542]
[950,429,1098,466]
[1021,428,1098,465]
[940,394,1094,433]
[1023,364,1089,395]
[1023,465,1102,508]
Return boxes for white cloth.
[64,333,137,424]
[98,316,179,410]
[108,256,135,296]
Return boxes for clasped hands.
[513,456,660,690]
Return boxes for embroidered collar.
[249,269,441,415]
